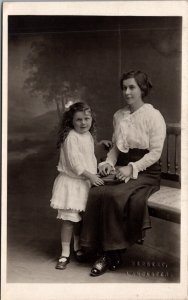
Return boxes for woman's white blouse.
[57,129,97,178]
[103,104,166,178]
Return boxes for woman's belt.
[116,148,160,171]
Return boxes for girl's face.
[122,78,142,106]
[73,110,92,134]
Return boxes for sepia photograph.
[1,1,188,300]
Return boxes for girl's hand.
[98,163,112,176]
[89,174,104,186]
[115,165,133,181]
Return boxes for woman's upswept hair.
[120,70,152,97]
[57,102,96,148]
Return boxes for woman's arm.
[99,144,120,167]
[98,112,120,171]
[98,144,120,175]
[129,110,166,179]
[97,140,112,148]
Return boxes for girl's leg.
[73,221,82,252]
[60,220,74,257]
[56,220,73,270]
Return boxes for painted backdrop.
[7,16,181,282]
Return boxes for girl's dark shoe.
[56,256,70,270]
[108,252,122,271]
[74,249,87,263]
[90,255,109,276]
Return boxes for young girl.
[50,102,104,270]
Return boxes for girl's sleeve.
[99,113,120,168]
[129,110,166,179]
[63,134,85,175]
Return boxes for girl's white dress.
[50,129,97,222]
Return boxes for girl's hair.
[120,70,153,97]
[57,102,96,148]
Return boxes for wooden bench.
[148,123,181,224]
[96,123,181,224]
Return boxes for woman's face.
[122,78,142,106]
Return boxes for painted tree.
[23,32,118,143]
[24,36,87,119]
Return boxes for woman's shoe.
[136,238,145,245]
[108,252,122,271]
[74,249,87,263]
[90,255,109,276]
[55,256,70,270]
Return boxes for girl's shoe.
[56,256,70,270]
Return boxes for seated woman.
[80,70,166,276]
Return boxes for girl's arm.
[63,133,103,185]
[81,170,104,186]
[63,135,85,175]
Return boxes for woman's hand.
[115,165,133,181]
[98,163,112,176]
[89,174,104,186]
[98,140,112,149]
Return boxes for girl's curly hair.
[57,102,97,149]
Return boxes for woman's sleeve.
[129,110,166,179]
[99,113,120,168]
[99,145,120,168]
[111,113,117,144]
[63,135,85,175]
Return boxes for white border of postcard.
[2,1,188,300]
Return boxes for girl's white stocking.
[61,220,73,257]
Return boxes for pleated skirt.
[80,149,161,251]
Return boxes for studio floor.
[7,236,180,284]
[7,190,180,284]
[6,154,180,284]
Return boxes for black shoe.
[90,255,109,277]
[55,256,70,270]
[136,238,145,245]
[108,252,122,271]
[74,249,87,263]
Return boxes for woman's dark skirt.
[80,149,161,251]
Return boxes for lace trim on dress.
[51,201,86,211]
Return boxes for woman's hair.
[120,70,152,97]
[57,102,96,148]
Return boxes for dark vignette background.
[7,16,181,283]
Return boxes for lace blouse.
[102,103,166,179]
